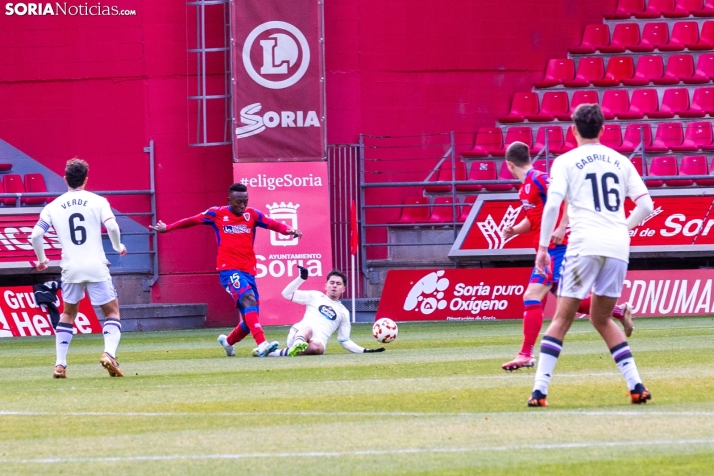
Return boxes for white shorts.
[62,278,118,306]
[557,255,628,300]
[286,324,327,354]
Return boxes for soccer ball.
[373,317,398,344]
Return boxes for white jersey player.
[30,159,127,379]
[267,267,385,356]
[528,104,654,408]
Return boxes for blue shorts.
[219,270,259,310]
[529,244,567,293]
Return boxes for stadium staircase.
[365,0,714,299]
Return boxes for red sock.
[226,320,250,346]
[520,300,543,357]
[577,295,592,315]
[243,309,266,345]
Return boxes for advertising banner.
[233,161,333,325]
[377,268,714,321]
[450,189,714,259]
[0,286,101,338]
[0,211,62,269]
[231,0,325,161]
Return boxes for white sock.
[533,335,563,395]
[268,348,289,357]
[610,342,642,391]
[103,318,122,358]
[55,323,74,367]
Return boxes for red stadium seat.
[693,0,714,17]
[601,90,631,119]
[622,123,655,153]
[531,159,548,173]
[484,162,517,192]
[684,54,714,84]
[619,89,659,119]
[630,22,670,52]
[395,197,430,224]
[525,92,568,122]
[494,127,533,155]
[498,92,539,123]
[680,87,714,116]
[462,128,503,158]
[424,161,466,193]
[688,21,714,49]
[556,90,599,121]
[570,25,611,54]
[671,121,714,150]
[646,156,678,187]
[631,156,646,176]
[456,163,484,192]
[22,173,48,206]
[457,196,477,223]
[678,155,707,185]
[551,126,577,154]
[0,163,11,172]
[533,126,564,152]
[605,0,645,19]
[600,124,625,151]
[535,59,575,88]
[651,122,685,151]
[659,21,699,51]
[2,174,23,207]
[563,57,605,87]
[623,55,664,85]
[635,0,676,18]
[592,56,635,86]
[427,196,455,224]
[650,87,690,118]
[681,155,714,185]
[664,0,708,17]
[653,54,695,84]
[601,23,641,53]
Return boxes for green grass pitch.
[2,317,714,475]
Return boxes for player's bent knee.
[305,341,325,355]
[99,299,120,319]
[241,292,257,308]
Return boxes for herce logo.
[477,205,522,250]
[403,271,450,315]
[243,21,310,90]
[267,202,299,247]
[235,103,320,139]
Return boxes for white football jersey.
[548,143,649,262]
[37,189,115,282]
[290,290,351,345]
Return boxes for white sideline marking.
[2,438,714,464]
[3,410,714,418]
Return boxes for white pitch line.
[2,438,714,464]
[3,410,714,418]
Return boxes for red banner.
[233,161,333,325]
[450,190,714,258]
[0,212,62,269]
[0,286,101,338]
[377,268,714,321]
[231,0,325,161]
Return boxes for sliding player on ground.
[268,267,385,356]
[30,159,127,378]
[501,142,634,371]
[528,104,654,407]
[150,183,302,357]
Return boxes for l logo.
[242,21,310,90]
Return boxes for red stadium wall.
[0,0,614,324]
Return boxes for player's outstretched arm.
[149,215,204,234]
[281,265,313,303]
[626,194,654,230]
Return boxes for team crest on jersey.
[520,199,536,210]
[243,213,251,221]
[524,184,530,194]
[319,305,337,321]
[223,225,251,234]
[223,216,229,222]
